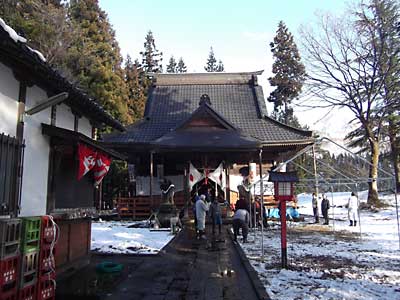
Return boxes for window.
[278,182,291,196]
[0,133,24,216]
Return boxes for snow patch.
[91,221,174,255]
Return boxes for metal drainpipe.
[312,145,319,220]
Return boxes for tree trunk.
[388,117,400,192]
[367,138,380,206]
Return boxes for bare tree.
[299,10,395,206]
[360,0,400,193]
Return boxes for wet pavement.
[56,223,267,300]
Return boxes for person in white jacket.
[348,192,360,226]
[196,194,210,239]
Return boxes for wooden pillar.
[259,149,264,260]
[184,162,189,218]
[280,197,287,268]
[150,151,154,208]
[226,165,230,203]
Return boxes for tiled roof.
[105,72,313,145]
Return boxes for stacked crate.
[19,217,40,300]
[36,216,56,300]
[0,218,21,300]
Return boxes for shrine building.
[105,71,314,216]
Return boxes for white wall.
[136,175,184,196]
[79,117,92,137]
[19,85,51,216]
[0,63,19,137]
[56,103,74,131]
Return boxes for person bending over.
[232,208,249,243]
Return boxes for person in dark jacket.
[209,198,223,234]
[321,194,330,225]
[312,192,319,223]
[235,197,249,211]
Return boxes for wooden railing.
[116,192,185,219]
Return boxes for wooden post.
[259,149,264,260]
[99,182,103,210]
[279,197,287,268]
[248,162,252,229]
[184,162,189,219]
[150,151,154,208]
[226,165,230,203]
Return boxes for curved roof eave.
[0,23,125,131]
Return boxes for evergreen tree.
[166,56,177,73]
[140,31,163,73]
[176,57,187,73]
[66,0,132,124]
[268,21,305,126]
[204,47,224,72]
[125,56,146,120]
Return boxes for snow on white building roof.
[0,17,26,43]
[0,17,46,62]
[27,46,46,62]
[0,17,124,131]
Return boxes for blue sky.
[99,0,352,140]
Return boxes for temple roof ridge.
[149,70,264,86]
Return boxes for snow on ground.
[240,192,400,300]
[91,221,174,255]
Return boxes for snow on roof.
[0,17,46,62]
[0,17,27,43]
[27,46,46,62]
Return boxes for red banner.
[77,143,97,180]
[93,153,112,186]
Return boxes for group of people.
[312,192,360,226]
[193,187,250,242]
[193,188,224,239]
[193,187,361,241]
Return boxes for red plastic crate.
[36,274,55,300]
[0,287,17,300]
[0,255,19,288]
[38,245,55,275]
[39,217,57,245]
[18,284,36,300]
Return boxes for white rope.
[44,215,59,290]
